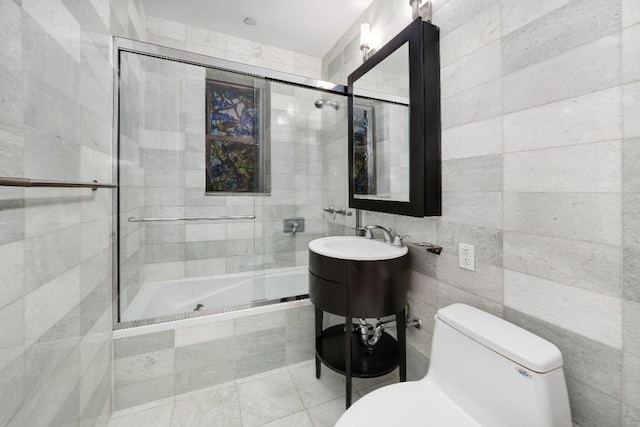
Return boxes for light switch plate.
[458,243,475,271]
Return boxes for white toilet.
[336,303,572,427]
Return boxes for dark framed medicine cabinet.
[348,18,441,217]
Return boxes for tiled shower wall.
[136,77,333,283]
[0,0,144,426]
[141,13,356,238]
[320,94,356,236]
[323,0,639,425]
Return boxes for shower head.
[314,99,340,110]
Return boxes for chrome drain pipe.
[406,318,422,329]
[356,317,422,347]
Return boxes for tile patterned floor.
[109,359,398,427]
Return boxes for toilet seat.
[335,380,481,427]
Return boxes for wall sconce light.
[360,23,376,61]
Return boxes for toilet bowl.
[336,303,572,427]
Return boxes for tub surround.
[112,297,429,412]
[113,301,315,410]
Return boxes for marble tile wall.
[322,0,639,425]
[135,81,328,279]
[112,303,315,410]
[622,1,640,424]
[144,16,322,81]
[0,0,144,425]
[319,93,355,236]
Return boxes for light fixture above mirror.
[359,23,376,62]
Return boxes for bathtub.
[121,265,309,322]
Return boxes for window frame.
[204,78,270,194]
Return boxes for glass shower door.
[116,41,350,326]
[117,51,265,324]
[258,82,349,301]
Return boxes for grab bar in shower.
[127,215,256,222]
[0,177,117,191]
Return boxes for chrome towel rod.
[128,215,256,222]
[0,177,117,191]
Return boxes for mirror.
[353,44,410,202]
[348,19,441,217]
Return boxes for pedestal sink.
[307,236,410,408]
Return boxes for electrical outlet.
[458,243,475,271]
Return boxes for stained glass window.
[353,104,376,195]
[205,79,265,192]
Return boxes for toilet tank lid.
[436,304,563,373]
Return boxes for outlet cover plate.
[458,243,475,271]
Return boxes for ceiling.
[140,0,375,58]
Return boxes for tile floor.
[109,359,398,427]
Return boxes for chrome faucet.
[364,225,393,244]
[392,235,409,247]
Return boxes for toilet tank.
[425,304,572,427]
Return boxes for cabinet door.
[308,272,348,315]
[347,256,410,317]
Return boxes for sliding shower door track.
[114,37,347,96]
[115,294,310,330]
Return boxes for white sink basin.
[309,236,408,261]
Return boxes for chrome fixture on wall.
[323,205,353,220]
[0,176,117,191]
[410,242,443,255]
[314,99,340,110]
[127,215,255,222]
[359,23,376,61]
[283,217,305,235]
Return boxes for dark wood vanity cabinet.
[308,250,410,408]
